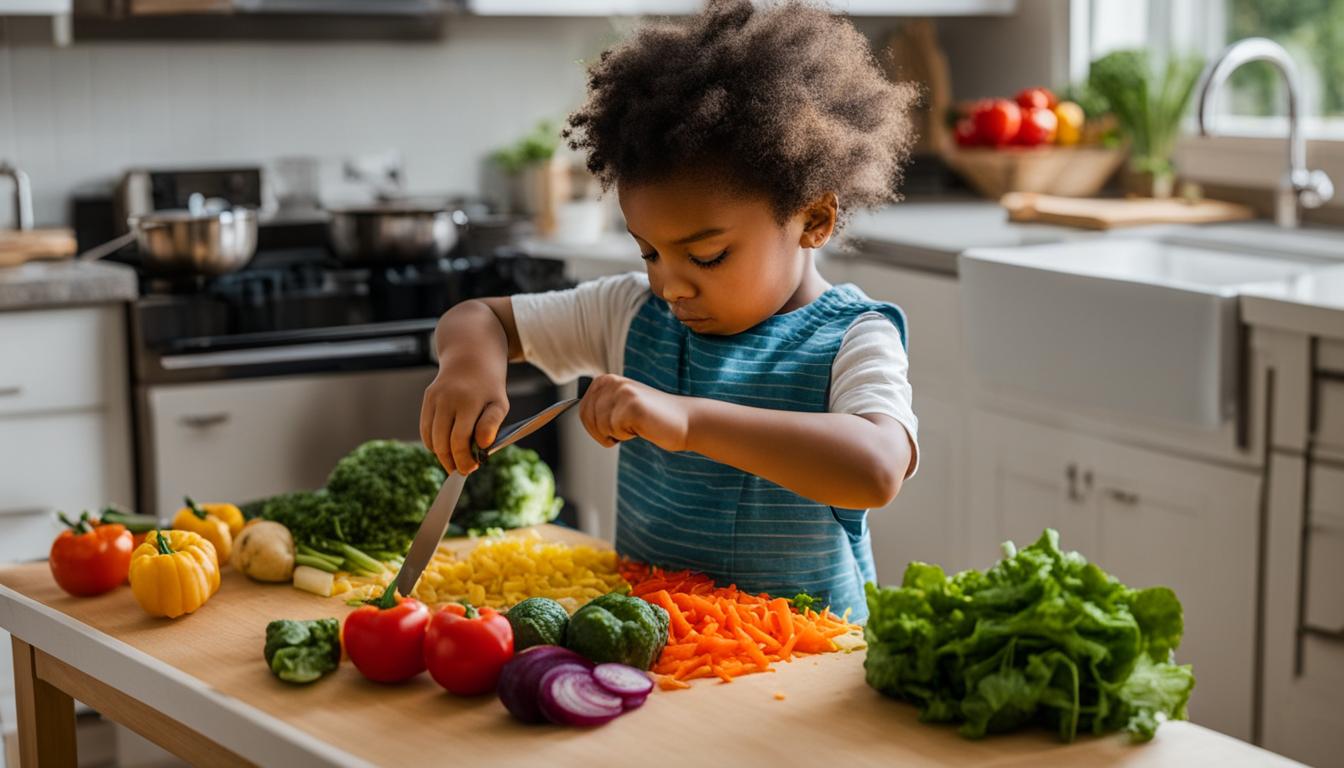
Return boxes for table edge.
[0,584,369,768]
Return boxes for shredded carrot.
[622,561,861,689]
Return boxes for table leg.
[11,635,76,768]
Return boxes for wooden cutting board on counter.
[0,228,77,267]
[0,524,1302,768]
[1002,192,1256,230]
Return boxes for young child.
[421,0,918,622]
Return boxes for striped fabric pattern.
[614,283,908,622]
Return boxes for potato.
[231,521,295,582]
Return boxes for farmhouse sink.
[959,236,1331,428]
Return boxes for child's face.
[619,173,827,335]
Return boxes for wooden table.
[0,526,1301,767]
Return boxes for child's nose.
[660,272,697,303]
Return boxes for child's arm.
[419,297,521,475]
[580,374,913,509]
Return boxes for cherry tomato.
[424,603,514,696]
[343,595,430,683]
[1015,106,1059,147]
[972,99,1022,147]
[953,118,980,147]
[49,513,132,597]
[1015,87,1057,111]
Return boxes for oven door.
[137,364,562,520]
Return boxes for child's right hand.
[420,361,509,475]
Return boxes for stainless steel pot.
[78,206,258,276]
[325,203,463,265]
[133,208,258,276]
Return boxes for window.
[1078,0,1344,140]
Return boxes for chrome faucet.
[0,161,34,231]
[1195,37,1334,228]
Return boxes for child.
[421,0,918,622]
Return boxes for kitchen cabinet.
[968,410,1260,742]
[0,305,132,761]
[468,0,1016,14]
[844,259,972,577]
[145,368,434,516]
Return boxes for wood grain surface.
[0,526,1301,767]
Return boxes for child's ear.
[798,192,839,250]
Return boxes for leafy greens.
[863,529,1194,743]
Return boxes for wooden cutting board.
[1002,192,1256,230]
[0,228,78,267]
[0,525,1304,768]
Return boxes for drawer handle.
[1105,489,1141,506]
[0,507,46,518]
[180,413,232,429]
[0,385,21,397]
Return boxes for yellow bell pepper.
[129,530,220,618]
[173,496,233,565]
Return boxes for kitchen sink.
[959,236,1332,428]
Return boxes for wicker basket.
[941,146,1126,199]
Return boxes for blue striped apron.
[615,283,907,622]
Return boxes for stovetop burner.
[127,243,569,359]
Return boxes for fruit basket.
[940,145,1126,199]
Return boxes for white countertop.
[1241,265,1344,338]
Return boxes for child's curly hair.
[564,0,918,229]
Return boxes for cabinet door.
[147,368,434,517]
[967,411,1097,564]
[1089,442,1260,741]
[868,391,967,583]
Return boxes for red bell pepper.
[424,602,514,696]
[343,587,430,684]
[49,512,133,597]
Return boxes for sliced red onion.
[592,663,654,698]
[498,646,592,724]
[621,694,648,711]
[538,667,624,727]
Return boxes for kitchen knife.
[393,397,580,599]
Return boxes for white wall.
[0,16,618,228]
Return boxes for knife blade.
[395,471,466,599]
[393,396,581,599]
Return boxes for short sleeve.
[512,271,651,384]
[828,312,920,477]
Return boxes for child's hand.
[420,362,509,476]
[580,374,691,451]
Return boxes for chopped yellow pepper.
[172,496,233,565]
[129,530,220,618]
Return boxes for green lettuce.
[864,529,1194,743]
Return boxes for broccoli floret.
[454,445,562,531]
[259,441,446,555]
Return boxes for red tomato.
[424,603,514,696]
[953,118,980,147]
[972,99,1022,147]
[1015,106,1059,146]
[49,514,132,597]
[1015,87,1057,111]
[343,596,430,683]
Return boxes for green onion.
[294,553,338,573]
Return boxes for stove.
[83,171,574,519]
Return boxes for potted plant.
[1088,48,1205,198]
[491,120,570,234]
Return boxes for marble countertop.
[0,260,138,311]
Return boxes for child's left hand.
[579,374,691,451]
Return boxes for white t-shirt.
[512,272,919,475]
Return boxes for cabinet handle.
[0,385,21,397]
[180,412,232,429]
[0,506,46,518]
[1303,624,1344,644]
[1105,488,1140,506]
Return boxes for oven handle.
[160,337,421,370]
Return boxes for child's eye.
[690,249,728,269]
[640,251,659,263]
